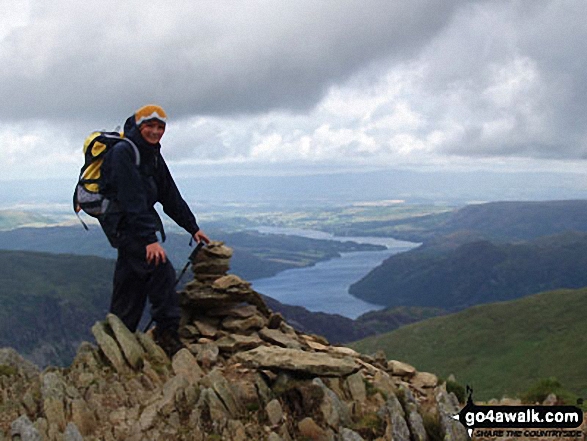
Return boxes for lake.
[250,227,418,319]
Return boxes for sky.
[1,0,587,182]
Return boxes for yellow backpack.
[73,131,139,228]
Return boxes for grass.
[351,288,587,401]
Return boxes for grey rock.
[388,360,416,377]
[11,415,42,441]
[378,393,411,441]
[345,372,367,402]
[297,417,328,441]
[436,389,461,415]
[340,428,365,441]
[543,393,557,405]
[371,370,396,398]
[193,318,220,338]
[172,348,203,385]
[0,348,39,379]
[313,378,351,428]
[222,314,267,333]
[135,331,169,365]
[179,324,200,339]
[398,384,429,441]
[70,342,101,372]
[202,369,244,418]
[91,320,127,372]
[197,387,230,421]
[41,371,67,430]
[233,346,359,377]
[407,405,429,441]
[436,390,468,441]
[254,373,273,405]
[70,398,96,436]
[212,274,251,291]
[106,313,144,369]
[411,371,438,389]
[265,399,284,426]
[259,328,303,349]
[139,402,159,431]
[63,422,84,441]
[267,433,284,441]
[181,286,240,309]
[198,240,234,259]
[216,334,263,352]
[194,343,219,368]
[208,304,259,318]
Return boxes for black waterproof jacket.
[98,115,199,248]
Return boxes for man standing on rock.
[98,104,210,357]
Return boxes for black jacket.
[98,115,199,248]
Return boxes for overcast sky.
[1,0,587,180]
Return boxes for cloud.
[414,1,587,159]
[0,0,464,122]
[1,0,587,182]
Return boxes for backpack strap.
[102,134,140,167]
[121,136,140,167]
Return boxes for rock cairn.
[1,241,563,440]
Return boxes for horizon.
[2,168,587,221]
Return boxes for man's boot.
[153,327,184,358]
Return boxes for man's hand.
[146,242,167,266]
[193,230,211,245]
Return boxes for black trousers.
[110,241,180,333]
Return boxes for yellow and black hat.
[134,104,167,127]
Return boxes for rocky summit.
[0,241,469,441]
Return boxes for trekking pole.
[143,240,206,332]
[174,240,206,288]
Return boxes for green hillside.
[351,288,587,401]
[350,230,587,309]
[0,250,113,367]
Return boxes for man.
[98,104,209,357]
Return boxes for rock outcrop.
[0,241,476,440]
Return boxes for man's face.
[139,120,166,145]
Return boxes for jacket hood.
[123,115,161,153]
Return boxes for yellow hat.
[134,104,167,126]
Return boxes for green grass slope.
[0,250,113,367]
[351,288,587,401]
[350,231,587,309]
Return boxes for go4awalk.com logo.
[452,387,584,439]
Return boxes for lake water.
[250,227,419,319]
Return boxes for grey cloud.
[0,0,465,122]
[416,1,587,159]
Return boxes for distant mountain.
[263,296,445,344]
[350,230,587,309]
[0,225,382,281]
[351,288,587,401]
[0,210,58,230]
[332,200,587,242]
[436,200,587,241]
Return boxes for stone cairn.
[0,241,485,440]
